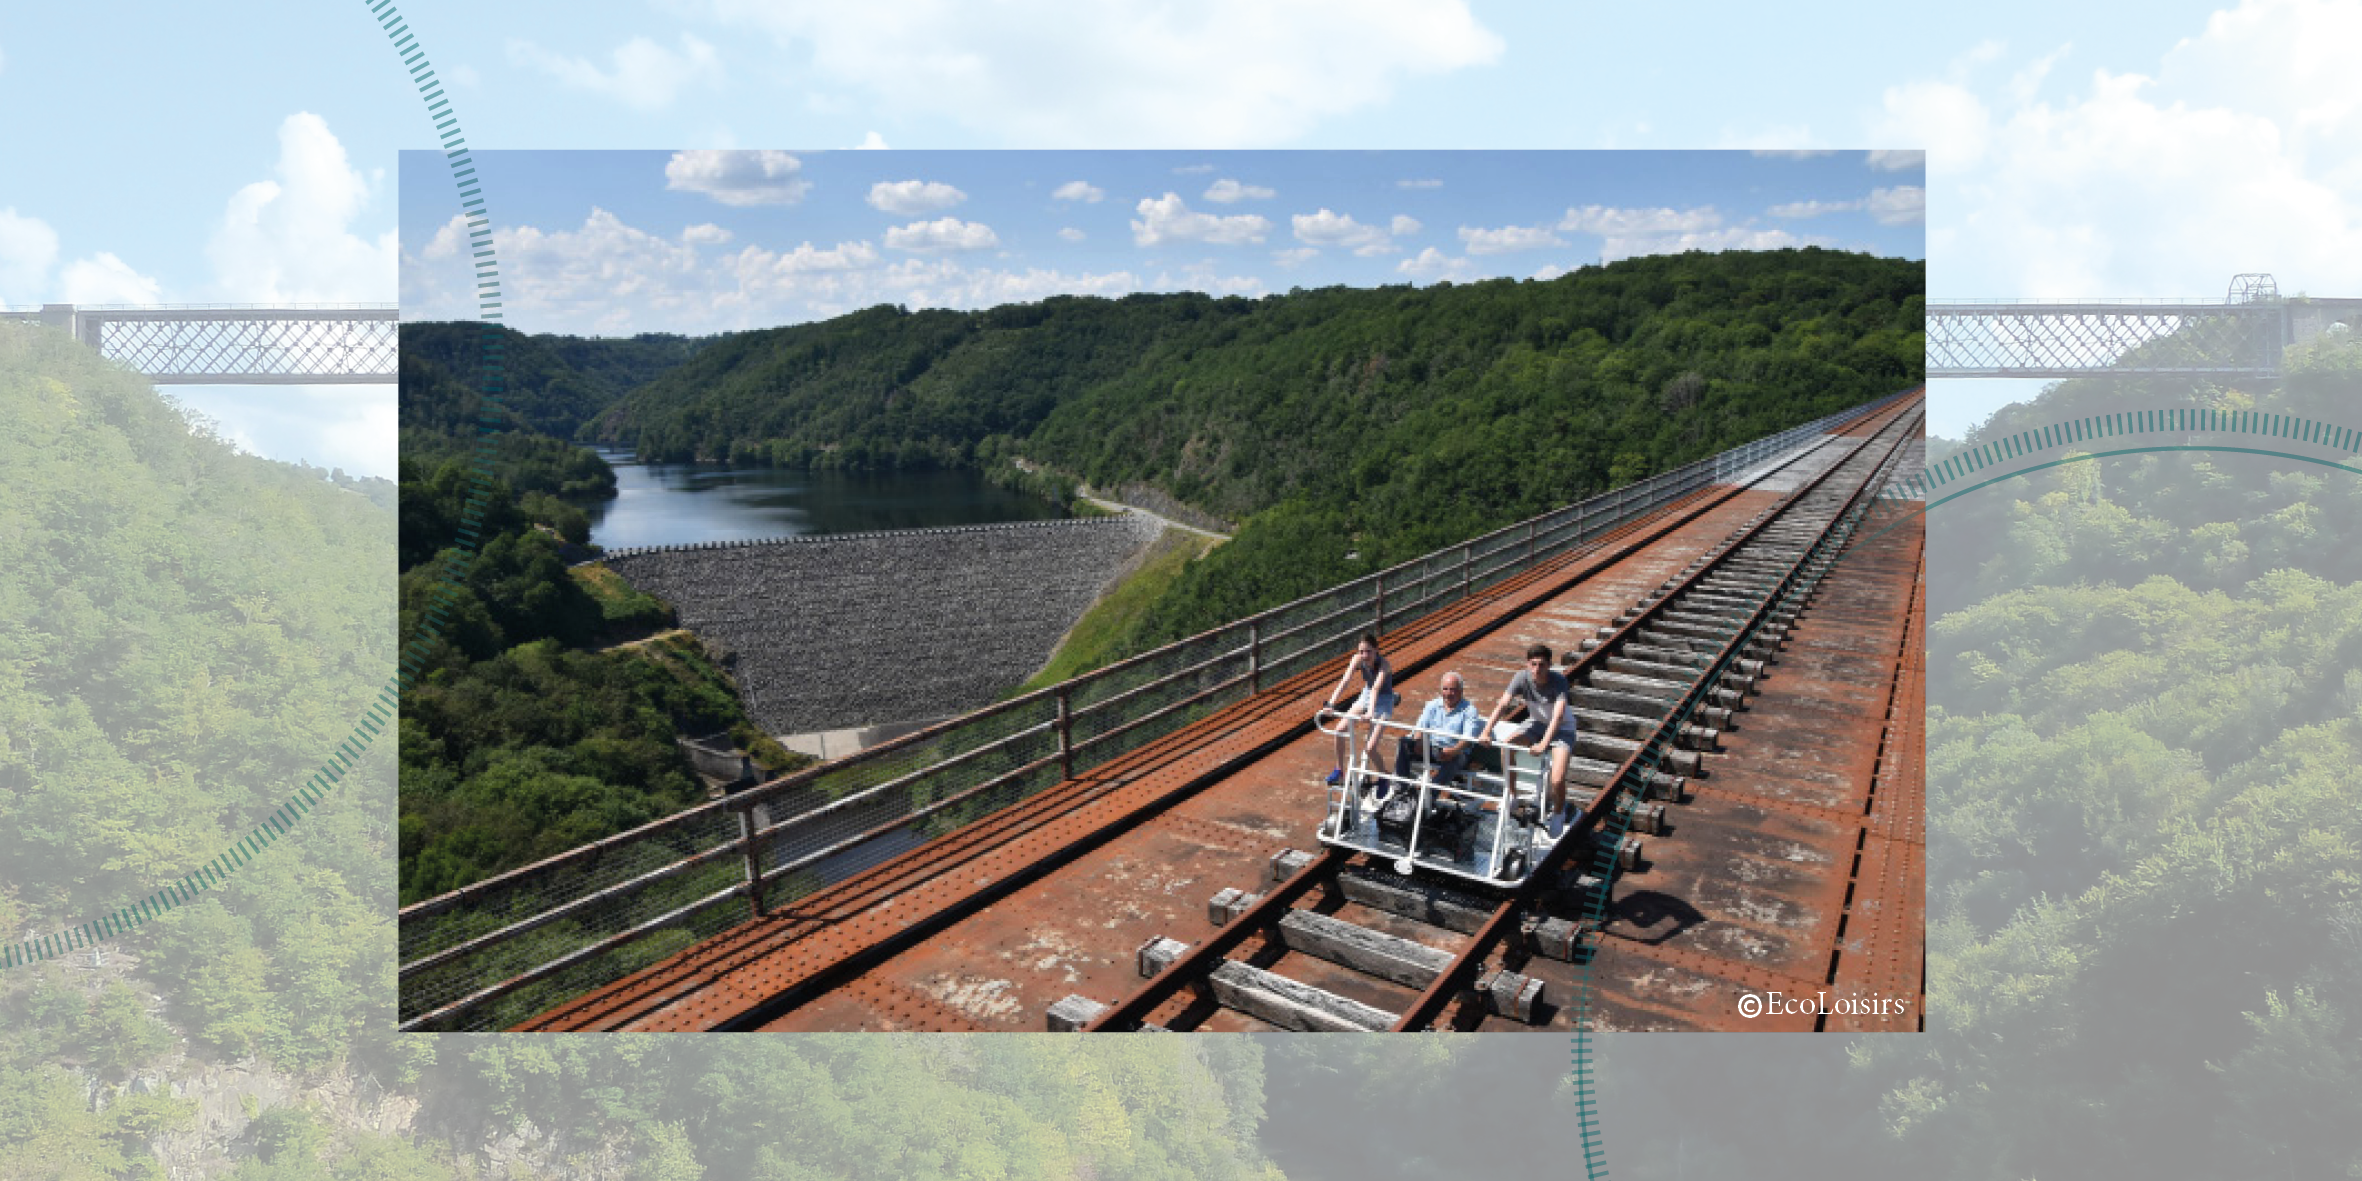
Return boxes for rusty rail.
[398,388,1917,1031]
[1077,394,1924,1031]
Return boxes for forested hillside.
[564,247,1921,653]
[1589,330,2362,1178]
[395,326,800,905]
[2,322,1293,1180]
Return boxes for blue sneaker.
[1324,768,1344,786]
[1543,810,1566,840]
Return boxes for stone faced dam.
[600,515,1161,737]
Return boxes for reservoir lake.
[584,449,1068,551]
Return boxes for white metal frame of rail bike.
[1312,707,1561,886]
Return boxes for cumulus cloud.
[1053,180,1105,203]
[206,112,396,302]
[61,254,163,304]
[0,207,60,300]
[1059,226,1087,242]
[857,131,890,149]
[1132,193,1271,246]
[1598,227,1810,264]
[1397,246,1477,283]
[1867,149,1926,171]
[1768,198,1864,219]
[1875,0,2362,298]
[1559,204,1724,236]
[665,150,811,206]
[404,204,1139,334]
[1867,185,1926,225]
[506,34,722,110]
[1458,224,1565,254]
[1291,208,1403,255]
[702,0,1502,145]
[868,179,967,215]
[1273,246,1319,268]
[884,217,1001,253]
[1390,214,1422,236]
[683,223,733,245]
[1205,178,1275,203]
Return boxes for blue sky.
[6,0,2357,476]
[399,149,1924,336]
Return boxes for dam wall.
[602,516,1159,735]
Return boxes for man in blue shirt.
[1389,670,1485,795]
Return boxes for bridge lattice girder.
[4,305,397,384]
[1927,302,2283,379]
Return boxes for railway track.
[512,391,1924,1033]
[1063,395,1924,1032]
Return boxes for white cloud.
[1153,261,1264,297]
[857,131,890,149]
[1390,214,1422,236]
[1867,149,1926,171]
[61,253,163,305]
[1132,193,1271,246]
[1458,224,1565,254]
[1533,263,1572,281]
[506,34,722,111]
[884,217,1001,253]
[1273,246,1319,268]
[1768,198,1864,219]
[1751,149,1837,159]
[1598,227,1810,264]
[1560,204,1724,236]
[1397,246,1477,283]
[1205,178,1275,203]
[1053,180,1105,203]
[449,63,480,89]
[1396,178,1443,189]
[683,223,734,245]
[728,239,882,290]
[868,179,968,215]
[402,205,1148,335]
[1172,163,1218,174]
[206,112,396,302]
[1877,0,2362,299]
[1059,226,1087,242]
[0,207,60,301]
[703,0,1502,145]
[1875,81,1992,171]
[665,150,811,206]
[1291,208,1401,255]
[1867,185,1926,225]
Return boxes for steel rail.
[400,388,1915,1028]
[1076,397,1918,1032]
[1391,398,1924,1030]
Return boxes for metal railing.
[396,386,1919,1031]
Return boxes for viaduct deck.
[521,394,1925,1033]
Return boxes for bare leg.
[1545,744,1572,816]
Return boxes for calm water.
[583,449,1067,550]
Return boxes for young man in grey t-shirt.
[1477,643,1580,838]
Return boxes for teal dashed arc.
[0,1,513,970]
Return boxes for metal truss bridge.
[1928,277,2362,380]
[1,303,396,384]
